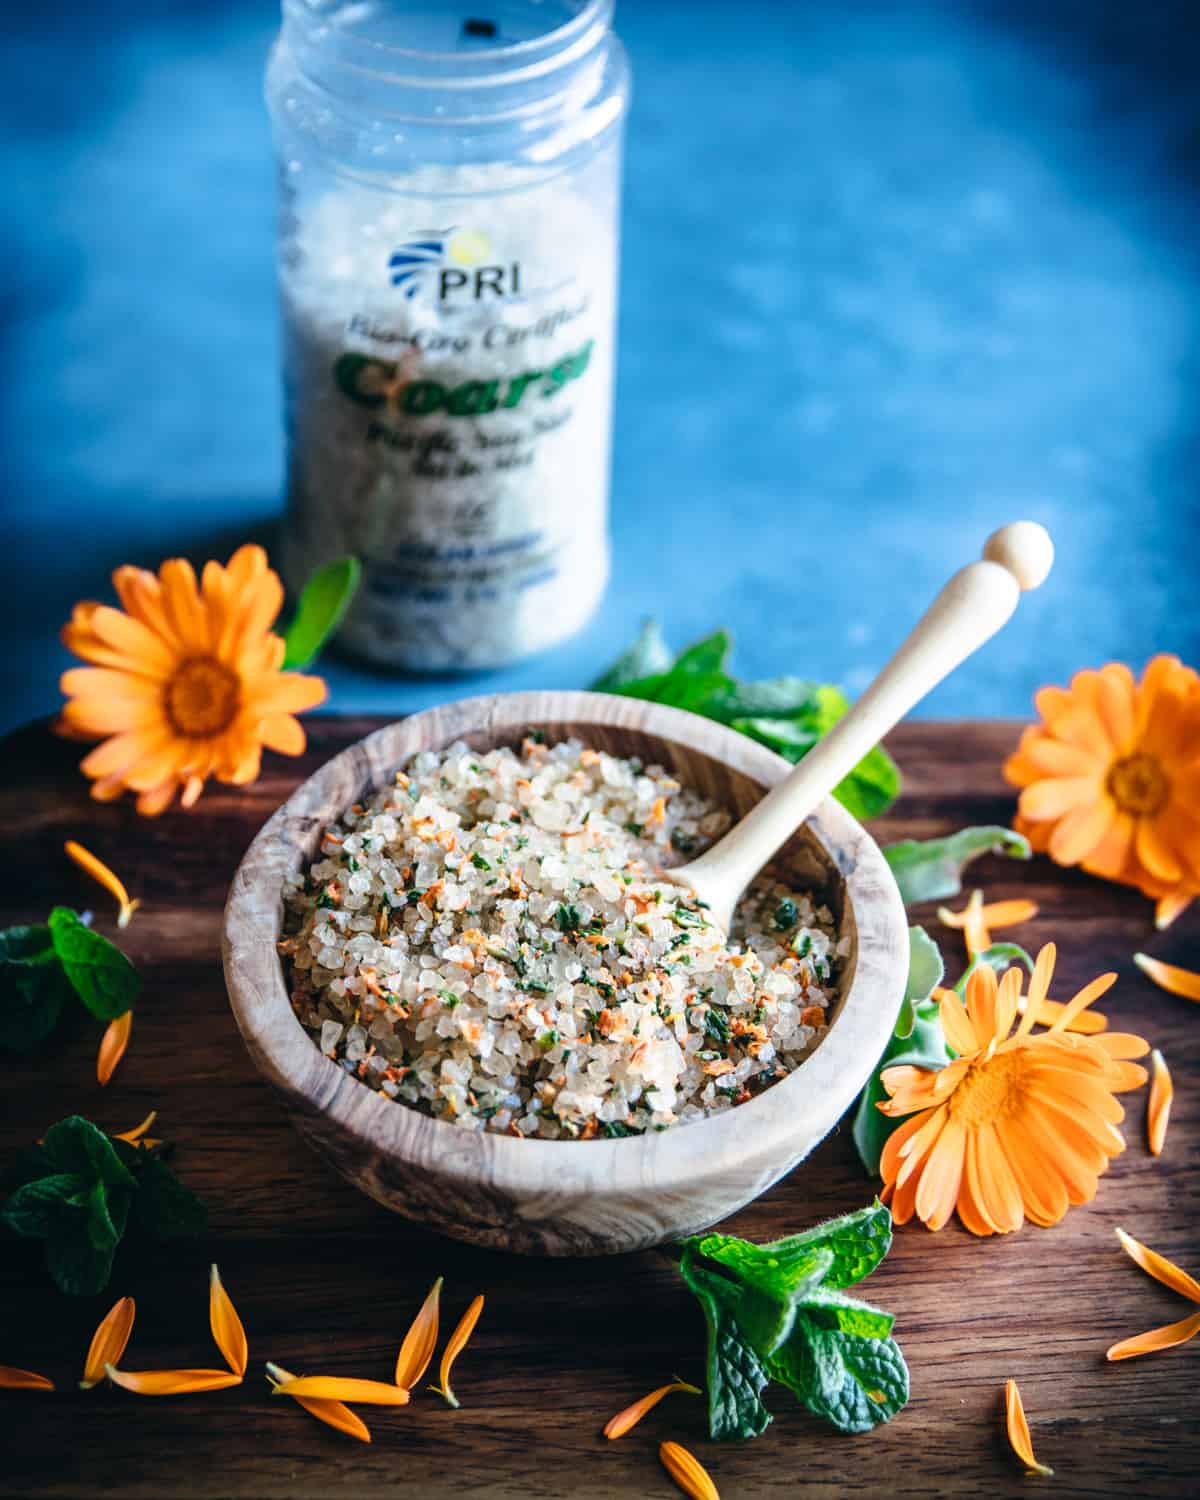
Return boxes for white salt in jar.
[266,1,629,670]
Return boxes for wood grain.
[222,692,908,1255]
[1,717,1197,1499]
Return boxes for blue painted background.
[3,0,1198,733]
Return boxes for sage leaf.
[678,1252,772,1441]
[589,618,674,691]
[47,908,139,1022]
[895,925,945,1039]
[883,826,1031,905]
[281,555,361,669]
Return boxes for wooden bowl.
[222,691,908,1255]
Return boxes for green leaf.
[956,942,1035,994]
[755,1200,895,1291]
[46,908,140,1021]
[679,1251,773,1441]
[768,1316,909,1434]
[0,1174,85,1238]
[44,1215,116,1297]
[132,1155,208,1240]
[589,618,674,691]
[281,555,361,669]
[851,1009,953,1177]
[42,1116,136,1194]
[802,1285,895,1339]
[883,826,1032,906]
[0,923,74,1052]
[895,926,944,1039]
[682,1234,834,1306]
[706,676,823,722]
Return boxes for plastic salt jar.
[265,2,630,670]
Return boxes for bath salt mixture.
[277,164,618,670]
[282,738,847,1140]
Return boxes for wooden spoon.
[665,520,1054,929]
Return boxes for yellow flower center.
[1106,753,1169,816]
[947,1050,1027,1128]
[166,658,240,737]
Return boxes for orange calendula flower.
[1133,951,1200,1002]
[879,946,1149,1234]
[80,1296,136,1389]
[0,1366,55,1391]
[210,1266,248,1378]
[604,1379,701,1439]
[395,1276,441,1388]
[659,1440,720,1500]
[58,546,326,816]
[938,891,1038,957]
[64,840,140,927]
[429,1293,483,1409]
[105,1365,242,1395]
[1004,656,1200,903]
[1004,1378,1053,1476]
[1106,1228,1200,1361]
[266,1362,371,1443]
[270,1375,410,1406]
[1147,1050,1172,1157]
[97,1010,133,1087]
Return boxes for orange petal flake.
[105,1365,242,1396]
[270,1376,410,1406]
[430,1293,484,1409]
[1114,1228,1200,1303]
[1106,1310,1200,1361]
[395,1276,442,1388]
[80,1296,135,1389]
[1147,1050,1172,1157]
[659,1440,720,1500]
[1015,995,1108,1034]
[1155,893,1193,930]
[1133,952,1200,1002]
[97,1010,133,1086]
[1004,1378,1053,1477]
[604,1380,701,1439]
[0,1366,55,1392]
[64,839,141,928]
[112,1111,159,1147]
[210,1265,248,1377]
[266,1362,371,1444]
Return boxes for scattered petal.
[604,1380,701,1439]
[105,1365,242,1395]
[81,1297,135,1389]
[270,1376,410,1405]
[0,1366,54,1391]
[1133,952,1200,1002]
[97,1010,133,1086]
[1004,1378,1054,1476]
[429,1294,484,1409]
[659,1439,720,1500]
[1015,995,1107,1034]
[1147,1050,1173,1157]
[395,1276,441,1389]
[210,1266,248,1377]
[64,839,141,928]
[266,1362,371,1444]
[1155,893,1192,930]
[1106,1310,1200,1361]
[112,1111,159,1147]
[1114,1228,1200,1303]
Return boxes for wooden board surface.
[1,717,1196,1499]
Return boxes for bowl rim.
[222,690,908,1199]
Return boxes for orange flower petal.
[64,840,140,928]
[659,1440,720,1500]
[1133,952,1200,1002]
[938,989,980,1056]
[394,1277,442,1389]
[1019,776,1097,821]
[1155,892,1193,930]
[210,1266,248,1377]
[97,1011,133,1087]
[1017,995,1107,1034]
[257,712,307,756]
[112,1111,158,1146]
[1047,971,1117,1032]
[1147,1050,1172,1158]
[1048,795,1116,867]
[430,1294,484,1409]
[1114,1228,1200,1304]
[271,1376,410,1406]
[604,1380,701,1439]
[1004,1378,1053,1476]
[80,1297,136,1389]
[1106,1310,1200,1362]
[0,1366,55,1391]
[266,1362,371,1443]
[105,1365,242,1396]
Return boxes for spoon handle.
[681,522,1054,916]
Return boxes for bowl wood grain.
[222,691,908,1255]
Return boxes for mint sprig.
[1,908,138,1052]
[676,1200,908,1439]
[1,1116,206,1295]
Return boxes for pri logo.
[388,228,521,302]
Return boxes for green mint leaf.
[895,926,944,1039]
[281,555,361,669]
[751,1201,894,1291]
[832,741,903,821]
[131,1154,208,1240]
[682,1233,833,1308]
[85,1179,126,1253]
[44,1212,116,1297]
[589,618,674,691]
[46,908,140,1022]
[42,1116,137,1194]
[0,923,74,1052]
[0,1174,86,1238]
[802,1285,895,1339]
[883,826,1031,906]
[706,676,822,722]
[679,1251,773,1441]
[733,707,901,821]
[667,630,733,678]
[768,1316,909,1434]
